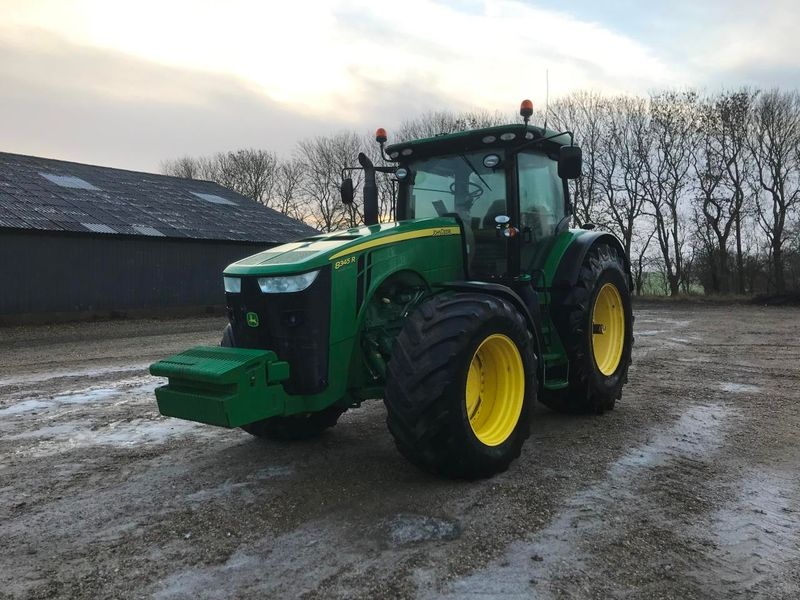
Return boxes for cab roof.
[384,123,572,161]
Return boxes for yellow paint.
[591,283,625,375]
[328,227,460,260]
[465,334,525,447]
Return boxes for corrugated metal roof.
[0,152,318,243]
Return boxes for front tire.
[220,324,345,441]
[542,243,633,414]
[384,293,537,479]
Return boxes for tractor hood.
[224,217,461,277]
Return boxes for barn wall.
[0,231,272,314]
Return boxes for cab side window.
[517,152,564,240]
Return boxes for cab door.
[517,151,566,275]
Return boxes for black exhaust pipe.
[358,152,379,226]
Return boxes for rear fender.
[552,231,631,289]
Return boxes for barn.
[0,151,317,322]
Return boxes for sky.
[1,0,799,172]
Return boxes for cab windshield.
[404,150,508,276]
[405,150,507,229]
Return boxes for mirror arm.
[378,142,394,162]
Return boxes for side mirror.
[340,177,354,204]
[558,145,582,179]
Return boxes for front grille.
[226,267,331,394]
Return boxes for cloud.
[333,0,678,109]
[0,29,343,171]
[2,0,798,172]
[687,0,800,84]
[3,0,679,116]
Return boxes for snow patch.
[0,399,50,416]
[720,382,760,394]
[9,419,209,456]
[385,513,461,545]
[0,380,157,416]
[0,363,151,387]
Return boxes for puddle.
[385,514,461,546]
[431,402,735,598]
[719,382,761,394]
[611,402,729,472]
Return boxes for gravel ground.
[1,304,799,599]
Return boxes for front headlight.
[223,276,241,293]
[257,270,320,294]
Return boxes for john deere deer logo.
[246,312,259,328]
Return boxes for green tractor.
[150,100,633,479]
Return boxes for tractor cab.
[341,101,582,288]
[387,124,579,283]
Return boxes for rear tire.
[384,293,537,479]
[220,324,345,441]
[542,243,633,414]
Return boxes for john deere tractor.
[150,100,633,479]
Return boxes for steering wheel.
[449,181,484,202]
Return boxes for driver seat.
[482,199,507,229]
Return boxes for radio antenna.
[543,69,550,131]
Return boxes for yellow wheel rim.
[591,283,625,376]
[465,334,525,447]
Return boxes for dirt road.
[1,304,799,599]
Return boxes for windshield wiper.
[459,154,491,191]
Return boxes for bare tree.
[272,158,307,222]
[549,90,606,225]
[717,89,758,294]
[161,149,279,207]
[691,93,734,293]
[161,156,201,179]
[641,90,698,296]
[631,225,657,295]
[691,90,759,293]
[296,132,364,232]
[748,89,800,294]
[222,149,278,207]
[596,96,652,257]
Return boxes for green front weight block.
[149,346,290,428]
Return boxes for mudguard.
[552,231,631,289]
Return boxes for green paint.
[150,346,289,427]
